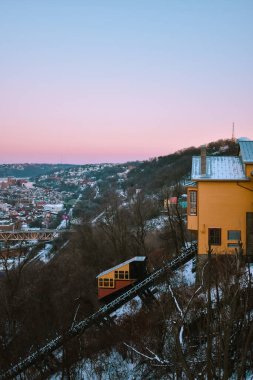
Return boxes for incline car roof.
[96,256,146,278]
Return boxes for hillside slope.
[126,139,238,193]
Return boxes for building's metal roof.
[191,156,248,181]
[97,256,146,278]
[239,140,253,163]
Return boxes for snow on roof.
[237,137,251,141]
[239,140,253,163]
[185,180,197,187]
[191,156,248,181]
[97,256,146,278]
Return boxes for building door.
[246,212,253,256]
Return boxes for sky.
[0,0,253,164]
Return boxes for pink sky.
[1,1,253,164]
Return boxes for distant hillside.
[0,164,77,179]
[126,139,238,193]
[1,139,238,188]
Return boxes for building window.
[208,228,221,245]
[189,191,197,215]
[228,230,241,241]
[115,271,119,279]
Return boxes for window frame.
[189,190,197,216]
[98,278,114,288]
[227,230,241,241]
[208,228,221,246]
[119,271,125,279]
[114,270,129,280]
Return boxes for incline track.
[1,243,197,380]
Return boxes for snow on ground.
[230,371,253,380]
[0,256,26,271]
[145,215,168,231]
[0,243,54,271]
[51,350,139,380]
[116,189,127,198]
[238,262,253,289]
[111,296,142,319]
[155,259,196,297]
[248,263,253,279]
[37,243,53,263]
[175,259,196,286]
[28,243,53,264]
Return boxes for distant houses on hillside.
[163,196,187,211]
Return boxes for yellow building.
[187,139,253,256]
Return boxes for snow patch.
[145,215,168,231]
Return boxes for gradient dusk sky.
[1,0,253,164]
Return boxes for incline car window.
[115,270,129,280]
[98,278,114,288]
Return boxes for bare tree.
[123,254,253,379]
[162,183,187,255]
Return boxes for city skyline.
[1,1,253,164]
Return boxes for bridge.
[0,229,62,242]
[0,243,197,379]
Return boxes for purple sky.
[1,1,253,164]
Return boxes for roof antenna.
[232,122,235,142]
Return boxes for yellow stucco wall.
[188,175,253,255]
